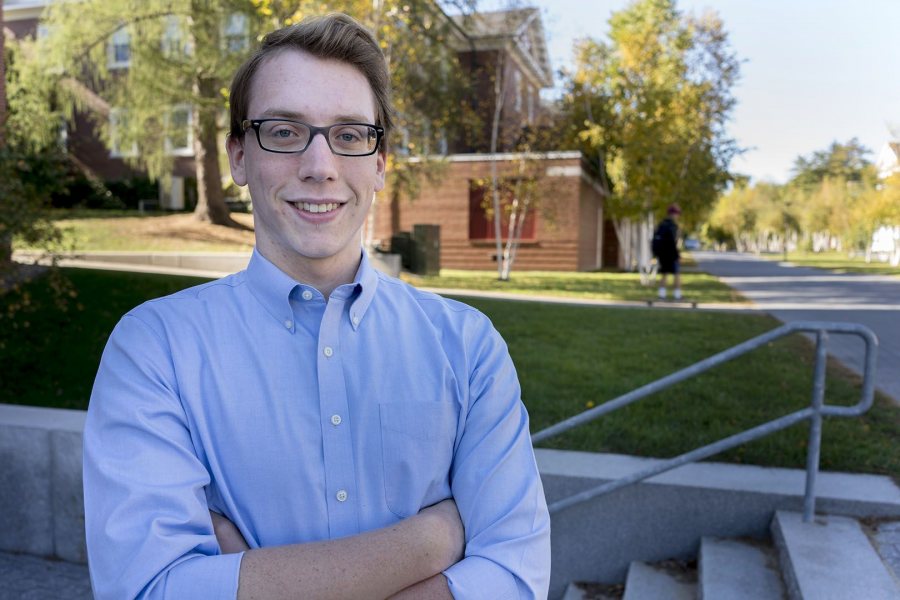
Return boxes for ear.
[226,135,248,187]
[374,150,386,193]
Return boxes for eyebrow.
[257,108,375,124]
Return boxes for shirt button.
[323,346,333,357]
[283,319,293,329]
[336,489,348,502]
[331,414,342,426]
[301,290,313,301]
[352,314,360,326]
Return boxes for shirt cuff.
[444,555,517,600]
[158,552,244,599]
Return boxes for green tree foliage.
[1,0,70,276]
[707,181,799,253]
[789,138,876,189]
[561,0,740,229]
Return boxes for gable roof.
[451,7,553,88]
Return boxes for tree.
[1,0,9,267]
[790,139,875,189]
[787,139,877,253]
[16,0,266,226]
[561,0,740,271]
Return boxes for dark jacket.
[652,218,679,262]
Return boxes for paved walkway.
[0,552,91,599]
[693,251,900,404]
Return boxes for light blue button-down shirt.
[83,249,551,599]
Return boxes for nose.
[296,131,338,182]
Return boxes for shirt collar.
[245,248,379,331]
[348,250,379,330]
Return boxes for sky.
[519,0,900,184]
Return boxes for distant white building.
[875,141,900,180]
[871,141,900,265]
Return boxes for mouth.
[287,201,343,215]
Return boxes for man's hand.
[210,510,250,554]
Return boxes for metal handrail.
[532,321,879,522]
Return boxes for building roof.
[451,7,553,88]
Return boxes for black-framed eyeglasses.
[242,119,384,156]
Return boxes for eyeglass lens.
[258,121,378,155]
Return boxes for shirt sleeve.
[83,313,243,600]
[443,317,551,599]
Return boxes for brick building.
[375,8,616,271]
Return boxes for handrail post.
[803,329,829,522]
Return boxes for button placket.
[317,294,358,536]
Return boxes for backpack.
[651,229,663,258]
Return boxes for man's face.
[227,50,386,279]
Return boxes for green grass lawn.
[3,268,897,479]
[404,266,745,304]
[764,250,900,276]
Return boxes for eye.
[334,127,364,143]
[272,126,299,138]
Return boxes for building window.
[468,180,536,241]
[223,13,249,53]
[109,108,137,157]
[162,16,193,58]
[165,105,194,156]
[108,27,131,69]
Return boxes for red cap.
[667,204,682,215]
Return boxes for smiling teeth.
[299,202,339,214]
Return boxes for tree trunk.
[0,0,12,270]
[188,0,238,228]
[490,50,505,280]
[191,78,238,226]
[0,0,6,150]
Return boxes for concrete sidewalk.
[0,552,91,599]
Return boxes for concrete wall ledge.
[0,405,87,564]
[4,405,899,597]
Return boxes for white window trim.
[108,27,131,70]
[222,12,250,53]
[165,104,195,157]
[109,108,137,158]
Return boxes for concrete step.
[698,536,785,600]
[561,581,624,599]
[622,561,696,600]
[772,510,900,600]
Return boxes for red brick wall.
[374,154,606,272]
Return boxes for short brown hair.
[228,13,394,147]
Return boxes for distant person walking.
[652,204,682,300]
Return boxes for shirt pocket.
[379,401,457,518]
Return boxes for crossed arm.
[211,500,460,599]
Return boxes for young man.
[653,203,682,300]
[83,13,551,600]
